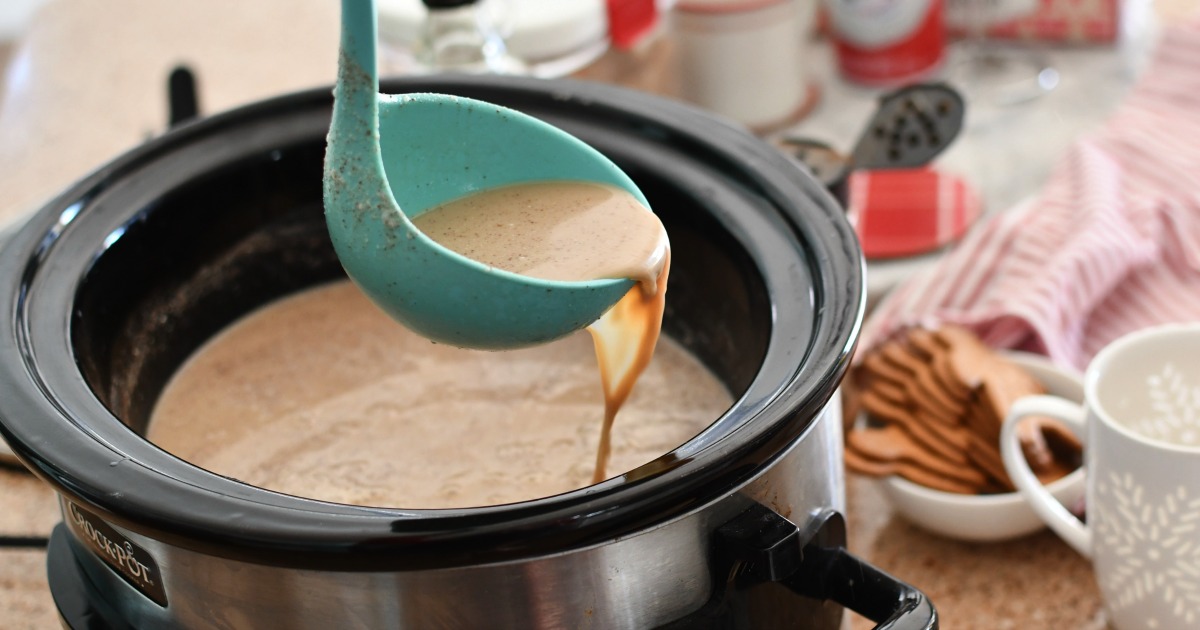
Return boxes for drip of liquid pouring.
[413,180,670,482]
[587,253,670,483]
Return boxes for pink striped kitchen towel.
[861,22,1200,371]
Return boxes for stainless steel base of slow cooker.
[47,401,932,630]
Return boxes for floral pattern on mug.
[1095,472,1200,627]
[1132,363,1200,446]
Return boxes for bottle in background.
[824,0,945,86]
[413,0,527,74]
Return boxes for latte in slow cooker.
[147,281,730,508]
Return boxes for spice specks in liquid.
[414,181,671,481]
[412,181,667,289]
[147,282,729,508]
[149,181,693,505]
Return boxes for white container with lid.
[673,0,818,133]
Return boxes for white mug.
[1001,323,1200,630]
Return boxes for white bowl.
[877,351,1086,542]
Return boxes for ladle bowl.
[324,0,644,349]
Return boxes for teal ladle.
[323,0,648,350]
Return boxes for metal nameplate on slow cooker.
[64,501,168,607]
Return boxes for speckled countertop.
[0,0,1182,627]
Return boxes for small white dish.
[877,351,1086,542]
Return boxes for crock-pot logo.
[66,502,168,606]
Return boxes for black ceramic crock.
[0,75,934,629]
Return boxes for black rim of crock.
[0,75,863,572]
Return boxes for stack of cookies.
[844,325,1081,495]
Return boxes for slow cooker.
[0,75,936,629]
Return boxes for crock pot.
[0,75,936,629]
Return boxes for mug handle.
[1000,395,1091,557]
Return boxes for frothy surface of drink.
[148,282,730,508]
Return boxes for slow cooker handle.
[782,510,937,629]
[661,502,937,629]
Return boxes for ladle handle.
[334,0,381,138]
[340,0,378,87]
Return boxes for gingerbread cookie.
[859,348,913,386]
[860,389,970,465]
[846,425,989,490]
[844,325,1082,496]
[906,366,965,425]
[844,447,982,494]
[1015,415,1083,485]
[964,430,1016,491]
[903,327,948,360]
[930,353,973,403]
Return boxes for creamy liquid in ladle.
[148,181,707,507]
[411,181,667,288]
[414,181,669,482]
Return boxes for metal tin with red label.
[825,0,945,86]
